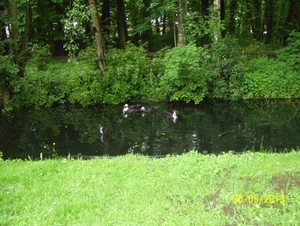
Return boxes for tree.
[101,0,110,37]
[227,0,237,35]
[116,0,127,49]
[176,0,186,47]
[213,0,221,42]
[6,0,33,76]
[88,0,106,71]
[264,0,274,44]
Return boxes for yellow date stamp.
[233,194,285,205]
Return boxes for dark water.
[1,100,300,159]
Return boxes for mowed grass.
[0,151,300,226]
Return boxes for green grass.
[0,151,300,225]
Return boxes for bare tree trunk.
[253,0,262,41]
[177,0,185,47]
[18,1,32,76]
[101,0,110,37]
[220,0,225,38]
[88,0,106,71]
[141,0,152,49]
[228,0,237,34]
[265,0,273,44]
[213,0,221,42]
[201,0,210,45]
[116,0,127,49]
[9,0,31,76]
[173,11,177,47]
[8,0,19,58]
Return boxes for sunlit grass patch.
[0,150,299,225]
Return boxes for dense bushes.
[241,32,300,99]
[5,32,300,109]
[100,43,156,104]
[241,57,299,99]
[158,44,210,104]
[9,44,158,108]
[11,57,100,108]
[206,38,246,100]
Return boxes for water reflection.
[1,100,300,159]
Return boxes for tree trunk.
[253,0,262,41]
[220,0,225,38]
[101,0,110,37]
[8,0,32,76]
[228,0,237,34]
[116,0,127,49]
[141,0,152,49]
[88,0,106,71]
[18,1,32,76]
[8,0,19,58]
[0,4,9,55]
[177,0,185,47]
[201,0,210,45]
[162,14,166,34]
[265,0,273,44]
[213,0,220,42]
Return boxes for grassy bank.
[0,151,300,225]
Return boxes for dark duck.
[123,104,141,114]
[124,104,141,110]
[140,106,158,113]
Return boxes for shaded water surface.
[1,100,300,159]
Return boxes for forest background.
[1,0,300,109]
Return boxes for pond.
[1,100,300,159]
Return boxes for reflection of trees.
[1,100,300,159]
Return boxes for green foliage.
[28,45,52,70]
[62,0,91,57]
[0,56,19,92]
[158,44,210,104]
[11,58,101,108]
[148,32,174,51]
[101,43,156,104]
[12,63,68,108]
[185,7,225,45]
[207,38,246,100]
[277,31,300,71]
[64,59,102,106]
[241,32,300,99]
[242,57,300,99]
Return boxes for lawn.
[0,151,299,225]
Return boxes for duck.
[165,110,178,123]
[140,106,158,113]
[124,104,141,110]
[165,110,178,119]
[123,105,141,114]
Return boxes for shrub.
[28,45,52,71]
[0,56,19,105]
[158,44,210,104]
[11,58,101,108]
[63,59,102,106]
[242,57,300,99]
[101,43,155,104]
[277,31,300,72]
[12,63,67,107]
[206,38,246,100]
